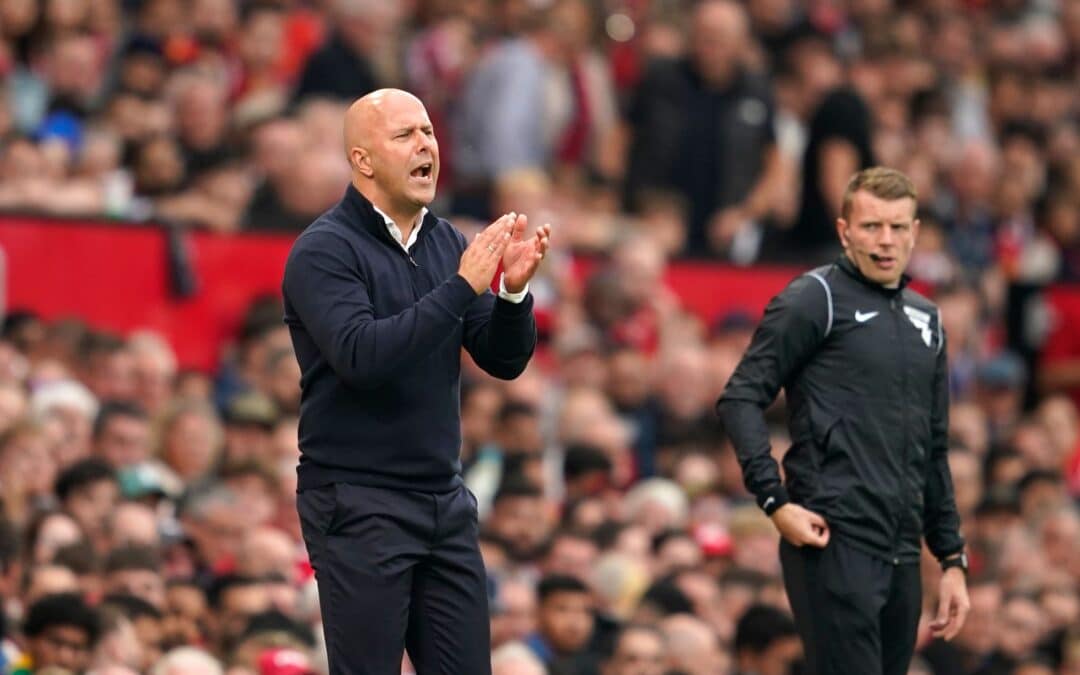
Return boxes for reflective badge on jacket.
[903,306,933,348]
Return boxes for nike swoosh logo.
[855,311,879,323]
[763,496,775,510]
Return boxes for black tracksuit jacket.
[717,255,964,564]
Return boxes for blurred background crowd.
[0,0,1079,674]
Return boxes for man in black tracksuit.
[282,89,550,674]
[717,168,970,675]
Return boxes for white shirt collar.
[371,204,428,252]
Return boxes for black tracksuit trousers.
[780,538,921,675]
[297,482,491,675]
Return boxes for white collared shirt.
[371,205,528,303]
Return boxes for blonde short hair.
[841,167,918,220]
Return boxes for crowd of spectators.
[0,0,1079,674]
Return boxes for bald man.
[624,0,781,260]
[283,89,550,674]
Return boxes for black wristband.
[758,487,790,516]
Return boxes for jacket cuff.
[758,486,790,516]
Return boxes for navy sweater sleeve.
[716,275,829,512]
[282,230,479,390]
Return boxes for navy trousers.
[780,538,921,675]
[298,482,491,675]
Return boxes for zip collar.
[835,254,910,296]
[340,182,437,252]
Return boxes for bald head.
[343,89,426,168]
[342,88,439,222]
[691,0,749,85]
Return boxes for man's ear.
[351,148,374,178]
[836,218,850,249]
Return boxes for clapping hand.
[501,213,551,294]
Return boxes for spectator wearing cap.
[255,646,317,675]
[17,592,102,675]
[975,351,1028,444]
[221,392,279,468]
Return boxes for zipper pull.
[407,254,418,267]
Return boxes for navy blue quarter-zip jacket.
[282,184,537,492]
[717,255,964,565]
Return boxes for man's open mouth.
[410,163,433,179]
